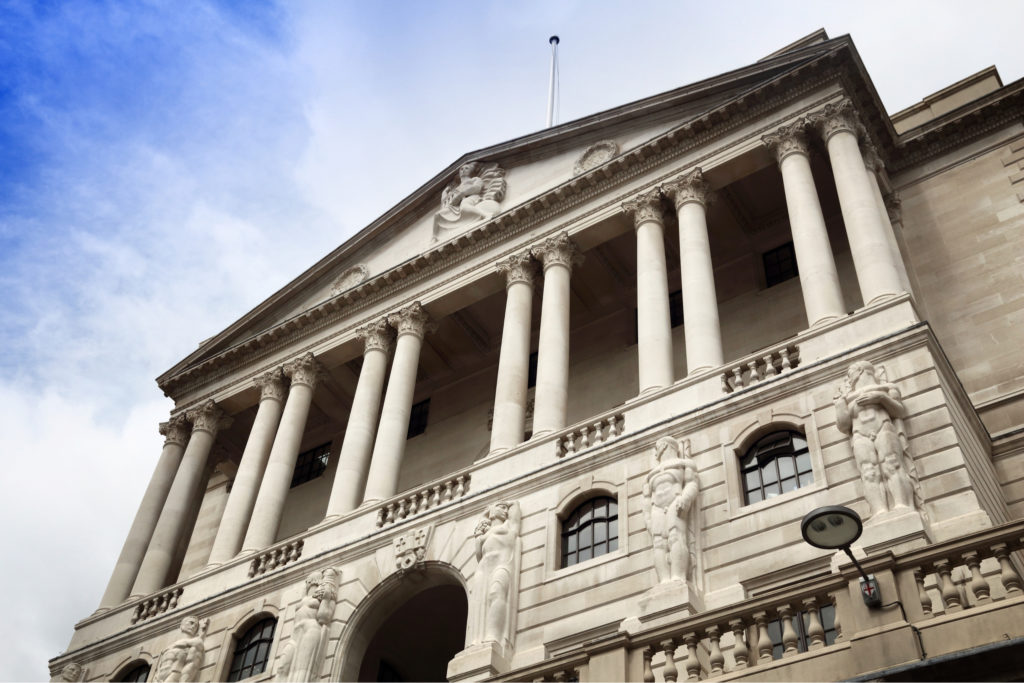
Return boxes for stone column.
[762,121,846,326]
[623,188,674,393]
[663,169,723,374]
[98,415,190,608]
[325,319,394,516]
[206,368,287,566]
[530,232,583,437]
[131,401,229,596]
[489,251,539,453]
[811,100,903,305]
[362,302,434,503]
[862,145,913,294]
[242,353,324,551]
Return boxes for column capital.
[762,119,811,164]
[358,318,395,354]
[158,414,191,447]
[808,99,862,143]
[254,367,288,402]
[531,231,584,271]
[186,400,231,436]
[662,168,711,209]
[860,140,885,174]
[496,250,539,288]
[388,301,436,340]
[622,188,665,228]
[284,352,327,388]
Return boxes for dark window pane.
[579,546,592,562]
[609,518,618,541]
[781,477,797,493]
[796,452,811,473]
[799,471,815,487]
[609,537,618,552]
[764,482,781,498]
[741,431,814,505]
[407,398,430,438]
[291,442,332,488]
[762,463,779,485]
[778,456,795,479]
[748,489,763,504]
[580,525,592,549]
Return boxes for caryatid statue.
[642,436,700,584]
[467,501,522,654]
[276,568,340,682]
[433,161,507,240]
[835,361,922,517]
[153,615,209,682]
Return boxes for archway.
[335,562,469,682]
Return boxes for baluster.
[385,503,396,524]
[248,560,257,579]
[407,493,419,515]
[564,434,577,455]
[642,647,655,683]
[732,367,744,389]
[753,611,773,663]
[609,415,621,438]
[443,481,454,501]
[455,475,467,497]
[747,360,760,384]
[661,639,679,683]
[593,421,604,444]
[913,567,933,616]
[683,633,701,681]
[721,375,731,393]
[729,618,748,669]
[831,593,844,642]
[778,605,799,657]
[934,559,962,612]
[399,498,411,520]
[376,509,385,527]
[131,605,142,624]
[963,551,992,605]
[993,543,1023,595]
[707,626,725,675]
[431,485,442,507]
[552,671,567,683]
[421,489,431,512]
[802,598,825,650]
[580,425,590,449]
[779,348,792,370]
[763,354,777,377]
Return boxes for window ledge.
[729,480,825,522]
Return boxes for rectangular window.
[763,241,799,287]
[407,398,430,438]
[290,442,331,488]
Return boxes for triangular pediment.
[160,32,853,389]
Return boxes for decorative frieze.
[158,414,190,447]
[131,586,184,624]
[721,344,800,393]
[762,119,811,163]
[388,301,435,339]
[496,251,539,288]
[531,232,584,271]
[662,168,711,208]
[558,412,624,457]
[255,367,287,402]
[375,474,470,527]
[622,188,665,227]
[248,539,304,578]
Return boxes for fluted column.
[763,121,846,326]
[624,189,674,392]
[326,319,394,516]
[206,369,287,566]
[862,145,913,294]
[242,353,324,551]
[531,232,583,436]
[811,100,903,305]
[99,415,190,608]
[663,169,723,374]
[132,401,229,596]
[362,302,434,503]
[489,251,539,453]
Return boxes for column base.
[447,642,510,682]
[808,313,843,328]
[865,292,901,306]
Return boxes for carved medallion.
[393,526,431,575]
[573,140,619,175]
[329,264,369,296]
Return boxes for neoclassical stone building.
[52,30,1024,682]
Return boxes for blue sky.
[2,1,1023,679]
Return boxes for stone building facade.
[51,31,1024,682]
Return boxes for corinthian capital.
[285,352,327,388]
[861,141,885,174]
[388,302,435,340]
[762,119,811,164]
[622,188,665,228]
[158,414,191,447]
[496,251,538,288]
[359,318,394,354]
[531,232,584,271]
[254,367,287,402]
[186,400,231,436]
[662,168,711,209]
[808,99,862,143]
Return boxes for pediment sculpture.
[433,161,506,242]
[276,568,340,682]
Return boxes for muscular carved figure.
[835,361,921,517]
[276,568,339,682]
[642,436,700,583]
[154,616,209,682]
[470,501,522,649]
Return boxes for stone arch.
[331,561,469,682]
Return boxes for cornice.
[159,44,888,403]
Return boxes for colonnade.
[101,98,909,607]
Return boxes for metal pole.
[546,35,560,127]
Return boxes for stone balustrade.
[248,539,304,578]
[558,412,625,457]
[721,344,800,393]
[375,474,470,527]
[530,666,581,682]
[130,586,183,624]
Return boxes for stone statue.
[58,662,84,682]
[433,161,506,240]
[642,436,700,583]
[154,616,209,682]
[467,501,522,654]
[835,361,922,517]
[276,568,340,682]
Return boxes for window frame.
[560,495,620,569]
[762,241,799,288]
[290,442,332,488]
[740,430,813,505]
[226,616,277,682]
[549,480,629,577]
[407,397,430,438]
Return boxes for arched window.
[227,617,276,682]
[117,663,151,682]
[741,430,812,504]
[561,496,618,568]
